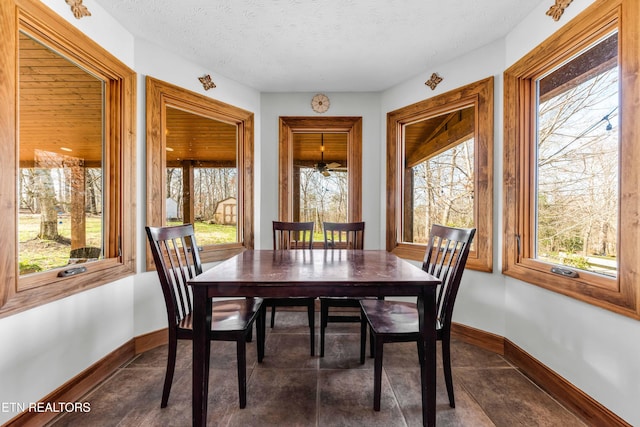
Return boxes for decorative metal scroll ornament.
[425,73,443,90]
[546,0,573,21]
[198,74,216,90]
[66,0,91,19]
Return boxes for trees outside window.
[535,34,618,277]
[403,107,475,244]
[146,77,254,268]
[386,78,493,272]
[278,117,362,242]
[18,31,106,274]
[293,132,348,235]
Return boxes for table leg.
[417,288,437,427]
[192,288,212,427]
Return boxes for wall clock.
[311,93,330,113]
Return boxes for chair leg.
[442,333,455,408]
[308,300,315,356]
[373,336,384,411]
[245,297,254,343]
[416,339,425,366]
[270,305,276,328]
[236,337,247,409]
[369,328,375,358]
[320,300,329,357]
[359,312,367,364]
[161,332,177,408]
[247,323,253,342]
[256,308,265,363]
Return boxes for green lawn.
[19,215,237,275]
[169,221,237,245]
[18,214,103,274]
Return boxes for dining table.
[188,249,441,427]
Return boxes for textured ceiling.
[93,0,546,92]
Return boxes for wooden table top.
[189,249,440,298]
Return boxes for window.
[18,31,106,275]
[402,107,475,244]
[0,0,136,316]
[278,117,362,245]
[165,106,238,245]
[293,133,348,230]
[146,77,254,268]
[387,78,494,272]
[503,0,640,318]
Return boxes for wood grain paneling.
[404,107,474,168]
[165,106,236,166]
[19,32,103,166]
[292,132,348,167]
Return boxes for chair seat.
[178,298,263,332]
[361,299,438,335]
[265,297,313,302]
[320,296,378,301]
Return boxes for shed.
[213,197,237,225]
[166,198,178,220]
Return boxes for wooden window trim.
[278,116,363,248]
[145,77,254,270]
[386,77,494,272]
[0,0,136,318]
[503,0,640,318]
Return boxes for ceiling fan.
[315,134,341,177]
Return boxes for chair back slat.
[422,224,476,329]
[273,221,314,249]
[323,221,365,249]
[146,224,203,326]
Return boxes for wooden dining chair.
[145,224,264,409]
[319,221,366,357]
[360,224,476,410]
[262,221,316,355]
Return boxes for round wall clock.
[311,93,330,113]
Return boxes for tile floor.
[50,311,585,426]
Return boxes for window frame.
[503,0,640,318]
[386,77,494,272]
[145,77,254,270]
[278,116,363,247]
[0,0,136,317]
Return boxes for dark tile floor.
[50,311,585,427]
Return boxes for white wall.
[258,92,382,250]
[2,0,639,425]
